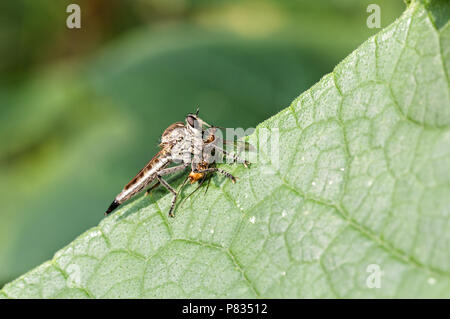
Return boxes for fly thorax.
[160,122,186,145]
[188,129,204,162]
[168,137,190,164]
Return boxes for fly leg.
[145,164,188,196]
[156,175,178,218]
[194,167,237,183]
[210,144,249,167]
[179,173,208,209]
[145,181,160,196]
[204,172,212,194]
[155,163,189,217]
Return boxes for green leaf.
[0,29,331,284]
[2,0,449,298]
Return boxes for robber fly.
[105,109,249,217]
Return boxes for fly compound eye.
[186,114,197,127]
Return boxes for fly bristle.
[105,200,120,215]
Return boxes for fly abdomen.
[105,150,171,215]
[105,200,120,215]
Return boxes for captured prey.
[105,109,250,217]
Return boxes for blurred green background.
[0,0,404,286]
